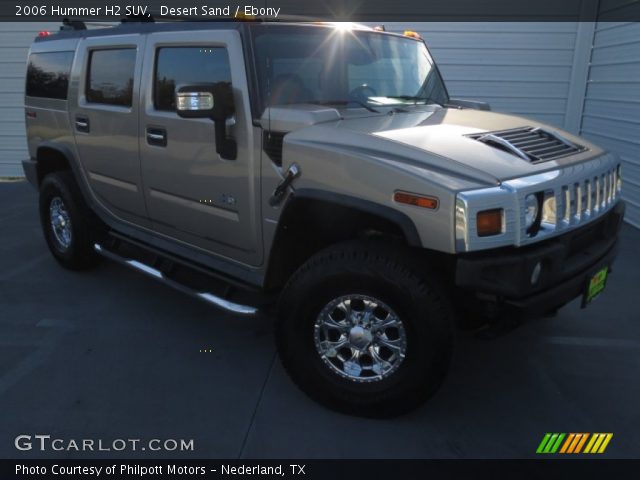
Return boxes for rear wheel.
[276,242,453,417]
[39,172,100,270]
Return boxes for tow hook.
[269,163,301,206]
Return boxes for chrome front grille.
[543,167,619,234]
[468,126,587,163]
[455,154,621,252]
[542,168,618,229]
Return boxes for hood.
[283,107,604,185]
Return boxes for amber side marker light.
[477,208,503,237]
[403,30,422,40]
[394,191,438,209]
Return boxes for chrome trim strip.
[197,293,258,315]
[93,243,258,316]
[477,133,531,161]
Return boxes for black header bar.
[4,0,640,22]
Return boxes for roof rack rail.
[121,14,155,23]
[60,18,87,31]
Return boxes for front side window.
[86,49,136,107]
[154,47,232,111]
[250,25,449,114]
[26,51,74,99]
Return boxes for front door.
[139,30,262,266]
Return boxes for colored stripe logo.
[536,433,613,454]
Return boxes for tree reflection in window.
[26,52,74,99]
[86,49,136,107]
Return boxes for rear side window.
[86,49,136,107]
[154,47,232,111]
[26,51,74,99]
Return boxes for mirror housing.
[175,82,237,159]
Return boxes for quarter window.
[154,47,232,111]
[86,49,136,107]
[26,51,74,99]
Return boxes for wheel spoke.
[319,337,349,357]
[337,301,353,322]
[372,315,399,332]
[377,336,405,353]
[368,346,393,375]
[324,314,350,332]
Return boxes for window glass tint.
[86,49,136,106]
[26,52,74,99]
[154,47,232,111]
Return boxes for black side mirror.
[175,82,237,160]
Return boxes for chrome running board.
[93,243,258,316]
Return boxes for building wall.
[581,21,640,228]
[0,22,57,177]
[382,22,581,129]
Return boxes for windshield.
[250,25,449,114]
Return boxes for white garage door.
[0,22,58,177]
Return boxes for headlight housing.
[524,193,539,230]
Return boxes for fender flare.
[291,188,422,247]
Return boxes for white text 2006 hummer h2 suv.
[23,20,625,416]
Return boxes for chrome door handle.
[75,116,90,133]
[146,127,167,147]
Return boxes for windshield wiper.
[311,100,380,113]
[382,95,444,108]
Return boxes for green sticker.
[586,267,608,303]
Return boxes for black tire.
[276,241,453,417]
[39,171,101,270]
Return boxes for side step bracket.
[93,243,258,316]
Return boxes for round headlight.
[525,194,539,230]
[617,164,623,191]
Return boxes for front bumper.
[455,201,625,312]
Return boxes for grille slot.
[263,131,285,166]
[538,166,619,238]
[468,126,587,163]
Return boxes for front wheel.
[276,242,453,417]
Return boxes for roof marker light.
[403,30,422,40]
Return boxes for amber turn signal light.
[393,191,438,209]
[476,209,503,237]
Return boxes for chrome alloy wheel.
[49,196,72,250]
[314,295,408,382]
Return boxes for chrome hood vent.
[467,126,587,163]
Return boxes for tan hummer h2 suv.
[23,20,625,416]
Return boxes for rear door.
[70,34,149,226]
[138,29,262,266]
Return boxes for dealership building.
[0,19,638,226]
